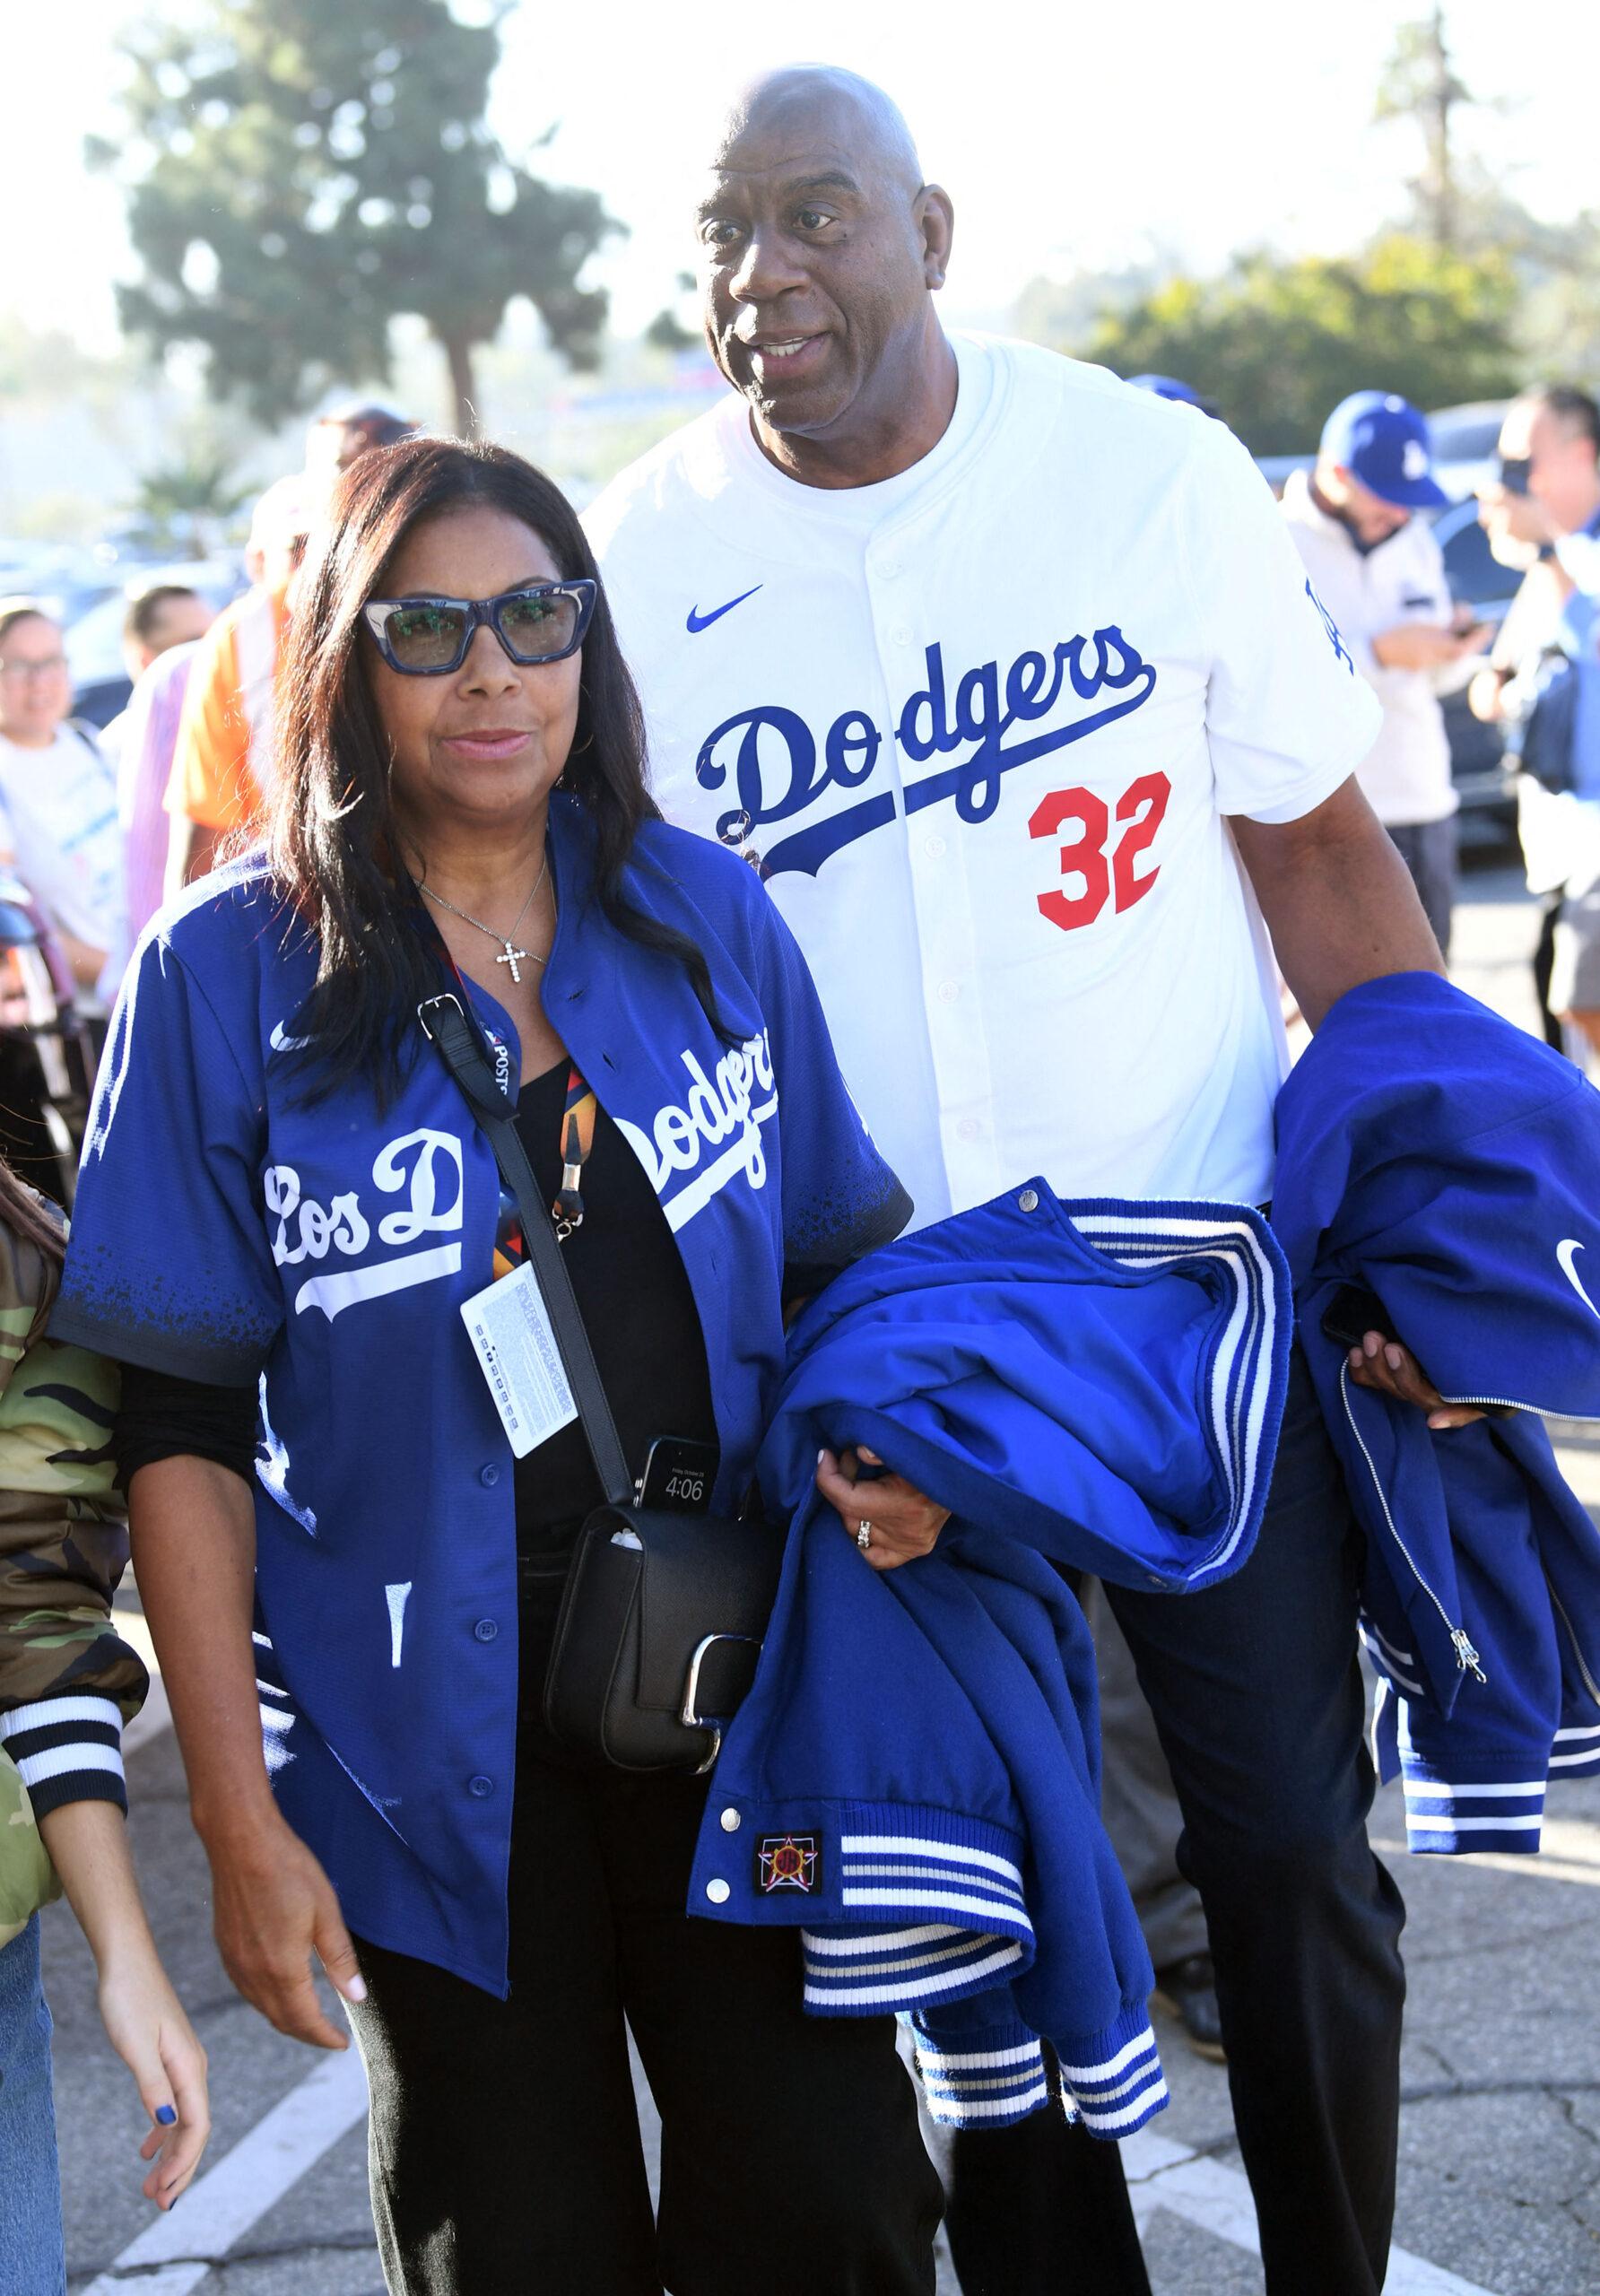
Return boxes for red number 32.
[1028,770,1171,933]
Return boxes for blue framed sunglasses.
[361,579,597,674]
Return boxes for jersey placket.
[866,520,1002,1216]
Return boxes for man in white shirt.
[1281,394,1484,955]
[587,70,1450,2296]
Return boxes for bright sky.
[13,0,1600,353]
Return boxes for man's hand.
[1370,622,1484,672]
[205,1809,366,2048]
[816,1444,951,1571]
[1346,1329,1486,1431]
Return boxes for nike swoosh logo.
[270,1021,311,1053]
[1558,1239,1599,1318]
[687,586,762,634]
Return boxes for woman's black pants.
[346,1591,943,2296]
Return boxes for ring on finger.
[856,1520,873,1551]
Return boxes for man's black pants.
[346,1580,943,2296]
[945,1347,1407,2296]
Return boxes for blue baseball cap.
[1319,392,1448,509]
[1129,373,1204,406]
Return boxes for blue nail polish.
[155,2105,177,2126]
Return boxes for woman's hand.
[97,1945,211,2209]
[1347,1330,1486,1431]
[815,1444,951,1572]
[204,1808,366,2050]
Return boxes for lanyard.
[553,1066,597,1240]
[439,947,597,1258]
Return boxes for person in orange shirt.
[162,479,307,894]
[164,406,416,892]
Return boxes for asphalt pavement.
[45,857,1600,2294]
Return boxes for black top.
[114,1059,718,1570]
[509,1057,717,1554]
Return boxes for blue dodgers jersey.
[53,798,909,1992]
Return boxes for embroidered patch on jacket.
[756,1833,822,1894]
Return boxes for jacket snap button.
[706,1877,731,1904]
[1019,1188,1039,1213]
[468,1774,494,1797]
[719,1807,741,1832]
[479,1464,500,1487]
[474,1619,498,1644]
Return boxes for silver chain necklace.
[419,856,550,985]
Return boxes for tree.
[1375,7,1475,251]
[90,1,622,436]
[128,447,252,558]
[1049,237,1522,454]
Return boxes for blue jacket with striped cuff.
[1273,971,1600,1854]
[687,1183,1291,2135]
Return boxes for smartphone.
[636,1435,720,1513]
[1319,1284,1397,1352]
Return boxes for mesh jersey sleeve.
[49,933,283,1385]
[751,887,912,1274]
[1182,424,1383,823]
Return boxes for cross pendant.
[496,942,530,985]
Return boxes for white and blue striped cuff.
[911,2031,1052,2127]
[804,1922,1026,2013]
[1550,1722,1600,1775]
[0,1694,126,1820]
[1058,2022,1170,2136]
[1402,1774,1546,1854]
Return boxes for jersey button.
[474,1619,498,1644]
[468,1774,495,1798]
[890,622,912,646]
[479,1464,500,1488]
[924,833,946,859]
[936,980,960,1004]
[705,1878,731,1904]
[719,1807,742,1833]
[957,1118,980,1143]
[878,555,902,578]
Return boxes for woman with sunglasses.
[51,437,947,2295]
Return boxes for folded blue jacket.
[687,1183,1291,2135]
[1274,971,1600,1853]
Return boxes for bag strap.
[419,991,634,1510]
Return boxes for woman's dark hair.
[267,434,724,1100]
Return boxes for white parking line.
[1123,2127,1500,2295]
[78,2047,370,2295]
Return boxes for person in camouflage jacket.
[0,1175,208,2292]
[0,1205,145,1944]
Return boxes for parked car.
[1425,402,1510,505]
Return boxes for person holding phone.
[52,434,949,2296]
[1282,392,1486,957]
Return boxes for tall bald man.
[587,70,1437,2296]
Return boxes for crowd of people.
[0,60,1596,2296]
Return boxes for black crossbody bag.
[419,993,784,1775]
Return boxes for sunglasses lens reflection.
[498,591,580,661]
[384,604,469,668]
